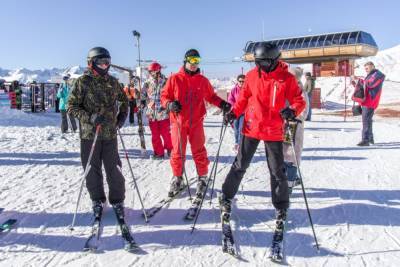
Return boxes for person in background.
[0,79,5,91]
[304,72,315,121]
[228,74,245,152]
[13,81,22,110]
[283,67,309,193]
[356,61,385,146]
[57,74,77,133]
[142,62,173,159]
[123,79,138,125]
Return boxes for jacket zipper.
[272,83,277,108]
[189,88,193,128]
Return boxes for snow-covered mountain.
[356,44,400,82]
[0,66,129,84]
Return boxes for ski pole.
[132,30,146,153]
[69,125,101,231]
[191,122,227,233]
[174,113,192,200]
[209,121,227,205]
[66,113,73,133]
[286,120,320,251]
[117,128,149,223]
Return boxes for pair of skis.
[143,177,197,219]
[83,214,139,253]
[217,201,286,263]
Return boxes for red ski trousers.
[170,119,209,177]
[149,119,173,157]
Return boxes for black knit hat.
[184,49,200,59]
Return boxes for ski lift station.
[243,30,378,77]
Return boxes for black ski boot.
[168,176,183,197]
[92,200,103,219]
[195,176,207,198]
[219,193,232,219]
[269,208,287,262]
[151,154,164,160]
[357,140,370,146]
[219,194,236,256]
[112,203,138,252]
[184,176,207,220]
[112,203,125,223]
[83,200,104,252]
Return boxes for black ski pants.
[128,100,137,124]
[81,138,125,204]
[222,135,289,210]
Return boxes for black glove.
[219,100,232,114]
[90,114,105,126]
[280,107,296,121]
[116,112,127,129]
[167,100,182,113]
[223,111,236,125]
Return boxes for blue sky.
[1,0,399,77]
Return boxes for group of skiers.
[61,43,306,258]
[61,43,384,260]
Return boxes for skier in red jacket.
[220,43,306,251]
[161,49,231,199]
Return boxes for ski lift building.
[243,31,378,77]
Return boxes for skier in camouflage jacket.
[68,47,128,208]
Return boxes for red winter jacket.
[232,62,306,141]
[161,67,223,126]
[361,69,385,109]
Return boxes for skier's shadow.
[0,225,336,258]
[238,187,400,227]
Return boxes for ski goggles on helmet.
[94,57,111,66]
[185,56,201,65]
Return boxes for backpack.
[351,80,365,103]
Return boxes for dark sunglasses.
[94,57,111,65]
[238,80,245,83]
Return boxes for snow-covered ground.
[0,104,399,266]
[0,43,399,266]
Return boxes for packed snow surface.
[0,105,399,266]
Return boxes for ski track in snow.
[0,107,399,266]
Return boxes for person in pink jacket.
[227,74,245,151]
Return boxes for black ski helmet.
[87,47,111,63]
[253,42,281,73]
[253,42,280,61]
[184,49,200,60]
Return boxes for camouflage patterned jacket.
[142,74,169,121]
[67,69,128,140]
